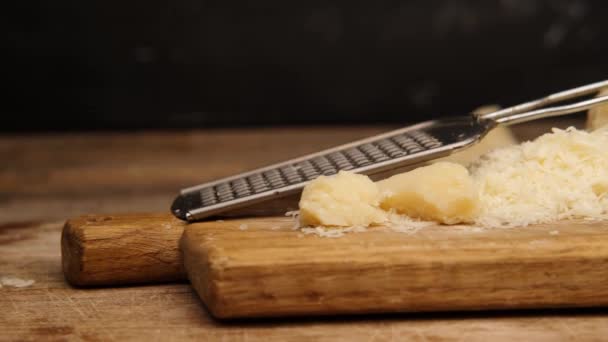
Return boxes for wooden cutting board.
[180,217,608,319]
[61,214,608,319]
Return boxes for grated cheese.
[385,211,435,234]
[471,127,608,228]
[296,210,435,237]
[301,226,368,238]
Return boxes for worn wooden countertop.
[3,119,608,341]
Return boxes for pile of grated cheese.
[471,127,608,228]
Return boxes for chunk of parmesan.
[587,88,608,131]
[471,127,608,227]
[437,105,517,166]
[377,162,478,224]
[435,126,517,166]
[298,171,387,227]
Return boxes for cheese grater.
[172,80,608,221]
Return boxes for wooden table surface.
[3,119,608,341]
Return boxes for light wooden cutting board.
[180,217,608,319]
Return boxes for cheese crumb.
[301,226,367,238]
[0,276,35,288]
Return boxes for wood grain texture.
[5,218,608,341]
[182,217,608,319]
[5,122,608,341]
[61,213,187,286]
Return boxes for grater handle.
[491,95,608,126]
[478,80,608,125]
[479,80,608,121]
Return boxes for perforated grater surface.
[172,80,608,221]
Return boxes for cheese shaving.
[471,127,608,228]
[385,211,435,234]
[297,211,435,237]
[1,276,35,288]
[301,226,367,238]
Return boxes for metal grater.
[172,80,608,221]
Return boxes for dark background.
[6,0,608,131]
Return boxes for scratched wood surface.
[5,118,608,341]
[182,217,608,319]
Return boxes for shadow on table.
[214,306,608,327]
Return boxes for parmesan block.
[299,171,387,227]
[377,162,478,224]
[587,88,608,131]
[436,104,517,166]
[436,126,517,166]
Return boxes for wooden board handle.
[61,213,186,286]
